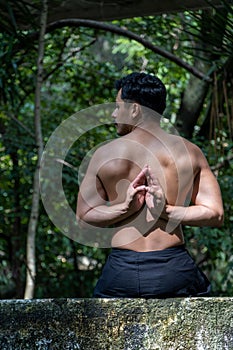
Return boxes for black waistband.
[111,244,186,256]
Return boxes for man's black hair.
[115,72,166,115]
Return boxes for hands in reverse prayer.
[125,165,166,217]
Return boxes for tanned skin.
[77,90,224,252]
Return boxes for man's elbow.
[76,211,89,229]
[76,210,102,228]
[212,209,224,227]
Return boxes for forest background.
[0,0,232,299]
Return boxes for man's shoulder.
[174,136,203,154]
[179,137,210,170]
[93,138,138,181]
[93,137,130,159]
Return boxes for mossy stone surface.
[0,298,233,349]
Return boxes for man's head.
[115,72,167,115]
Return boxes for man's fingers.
[146,166,162,188]
[134,185,147,192]
[128,184,146,197]
[149,172,160,186]
[146,173,160,188]
[132,166,163,194]
[131,166,148,188]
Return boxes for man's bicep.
[191,167,223,209]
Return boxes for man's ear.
[131,103,141,119]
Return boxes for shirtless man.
[77,72,224,298]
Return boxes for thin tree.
[24,0,48,299]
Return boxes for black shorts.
[93,245,211,298]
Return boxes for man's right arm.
[145,151,224,228]
[165,164,224,227]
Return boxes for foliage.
[0,1,232,298]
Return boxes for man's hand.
[125,165,147,213]
[145,166,166,219]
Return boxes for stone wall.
[0,298,233,349]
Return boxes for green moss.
[0,298,233,349]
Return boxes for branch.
[43,37,97,81]
[25,18,212,82]
[211,154,233,172]
[8,113,35,138]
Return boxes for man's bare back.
[77,102,223,252]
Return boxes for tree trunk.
[11,149,24,298]
[24,0,47,299]
[175,68,210,138]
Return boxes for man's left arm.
[76,157,147,228]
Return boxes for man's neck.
[133,117,162,135]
